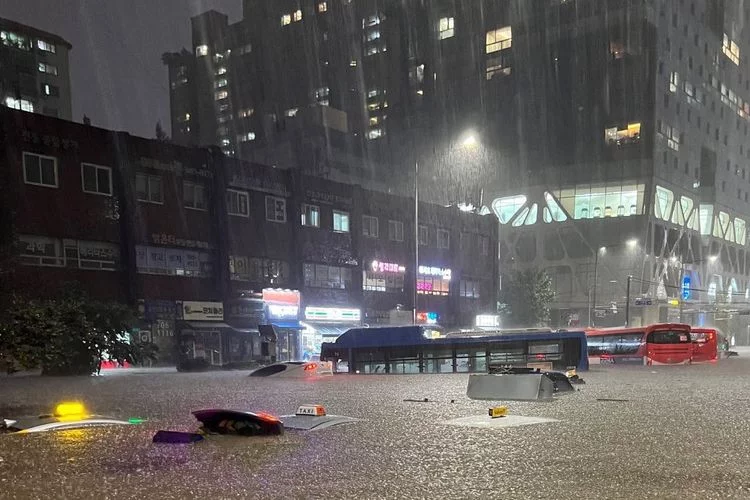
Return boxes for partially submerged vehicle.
[249,361,333,378]
[1,402,136,434]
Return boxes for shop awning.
[313,325,354,338]
[180,321,258,334]
[271,320,301,329]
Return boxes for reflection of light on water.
[56,429,86,443]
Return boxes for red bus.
[690,327,720,363]
[586,323,694,365]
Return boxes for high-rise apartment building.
[165,1,750,332]
[0,17,72,120]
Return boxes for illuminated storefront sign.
[418,266,452,280]
[476,314,500,328]
[416,311,439,324]
[263,288,300,320]
[304,307,361,322]
[182,301,224,321]
[371,260,406,273]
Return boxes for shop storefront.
[177,300,260,370]
[139,299,180,364]
[416,265,452,325]
[300,306,362,359]
[262,288,302,362]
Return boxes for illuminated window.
[362,215,379,238]
[285,108,298,117]
[557,183,644,220]
[659,122,679,151]
[1,30,30,50]
[281,14,291,26]
[37,39,55,53]
[654,185,675,221]
[195,45,208,56]
[304,263,352,289]
[215,90,228,100]
[367,128,383,140]
[214,78,228,88]
[238,132,256,142]
[669,71,679,92]
[699,204,713,235]
[460,280,480,298]
[735,218,746,244]
[5,96,34,112]
[333,210,350,232]
[417,273,450,296]
[439,17,454,39]
[314,86,330,105]
[486,26,511,53]
[605,122,641,146]
[722,34,740,65]
[216,67,227,76]
[238,108,254,118]
[492,195,527,224]
[363,270,404,292]
[293,9,303,22]
[301,204,320,227]
[543,192,568,222]
[671,195,694,227]
[367,30,381,42]
[318,2,328,13]
[37,63,57,75]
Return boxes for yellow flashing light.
[488,406,508,418]
[54,401,88,419]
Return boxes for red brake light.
[256,412,280,423]
[303,363,318,371]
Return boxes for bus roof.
[586,323,691,336]
[323,325,587,350]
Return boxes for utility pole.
[589,249,600,327]
[413,160,419,325]
[625,275,632,326]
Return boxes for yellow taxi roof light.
[54,401,88,418]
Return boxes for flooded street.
[2,360,750,499]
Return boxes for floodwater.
[2,360,750,499]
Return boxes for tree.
[155,120,169,142]
[0,286,157,375]
[499,269,555,327]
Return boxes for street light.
[414,130,480,324]
[591,239,639,326]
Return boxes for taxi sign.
[488,406,508,418]
[295,404,326,417]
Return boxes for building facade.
[0,107,498,366]
[0,17,72,120]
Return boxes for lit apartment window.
[439,17,454,40]
[285,108,299,117]
[333,210,350,232]
[238,132,256,142]
[37,62,58,75]
[388,220,404,242]
[184,181,207,211]
[318,2,327,13]
[5,96,34,112]
[23,152,57,188]
[669,71,679,92]
[214,79,228,88]
[81,163,112,196]
[135,174,163,204]
[486,26,512,53]
[226,189,249,217]
[220,138,231,147]
[659,122,680,151]
[281,14,292,26]
[37,39,56,53]
[42,83,60,96]
[362,215,379,237]
[195,44,208,56]
[723,34,740,65]
[367,30,381,42]
[238,108,254,118]
[215,90,228,100]
[301,204,320,227]
[437,229,450,249]
[216,67,227,75]
[265,196,287,223]
[1,30,30,50]
[367,128,383,140]
[293,9,303,22]
[604,122,641,146]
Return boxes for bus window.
[647,330,691,344]
[527,341,562,362]
[489,342,525,366]
[612,334,643,354]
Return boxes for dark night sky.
[0,0,241,138]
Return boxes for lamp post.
[413,131,479,325]
[590,238,638,326]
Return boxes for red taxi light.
[303,363,318,372]
[256,412,281,423]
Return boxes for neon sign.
[418,266,451,280]
[417,311,439,324]
[371,260,406,274]
[267,304,299,319]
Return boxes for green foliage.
[0,286,157,375]
[498,269,555,328]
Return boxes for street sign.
[682,276,691,300]
[634,298,653,306]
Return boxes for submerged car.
[249,361,334,378]
[1,402,135,434]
